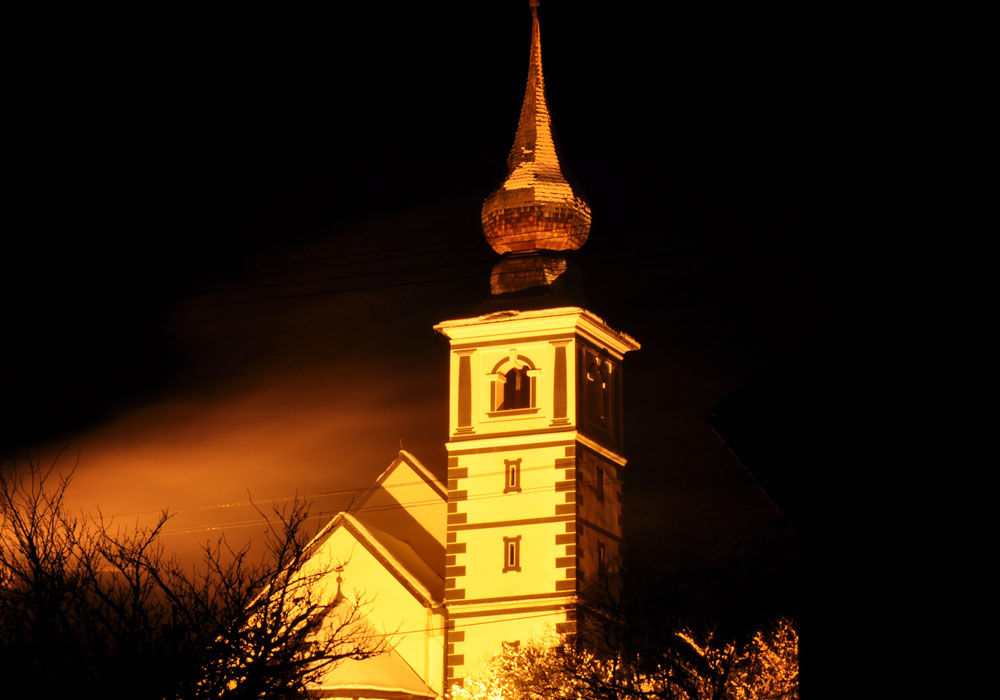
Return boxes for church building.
[303,3,639,697]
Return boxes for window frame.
[502,535,522,573]
[486,354,541,417]
[504,458,522,493]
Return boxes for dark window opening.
[585,356,610,422]
[499,367,532,410]
[596,467,604,502]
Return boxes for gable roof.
[304,449,446,610]
[309,512,443,608]
[346,450,446,575]
[353,450,447,508]
[350,516,444,605]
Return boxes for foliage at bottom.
[451,617,798,700]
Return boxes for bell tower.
[434,2,639,690]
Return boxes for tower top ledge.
[434,307,640,356]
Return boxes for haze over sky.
[2,2,881,630]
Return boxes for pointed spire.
[482,0,591,255]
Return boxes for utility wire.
[176,270,488,310]
[213,238,483,275]
[188,255,499,298]
[176,229,625,310]
[362,607,575,639]
[211,226,594,279]
[158,475,621,537]
[203,241,487,282]
[172,251,640,310]
[111,461,611,520]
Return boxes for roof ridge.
[341,513,441,607]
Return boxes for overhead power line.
[112,461,615,520]
[156,474,621,537]
[176,270,488,310]
[189,255,499,298]
[204,240,486,282]
[176,228,633,310]
[367,607,574,638]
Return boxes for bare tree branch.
[0,457,387,699]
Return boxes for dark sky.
[2,2,874,633]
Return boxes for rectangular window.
[504,458,522,493]
[502,535,521,572]
[598,540,606,574]
[596,467,604,502]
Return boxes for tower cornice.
[435,307,640,358]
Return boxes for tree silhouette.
[0,457,387,699]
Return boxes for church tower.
[434,2,639,689]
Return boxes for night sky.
[2,2,875,645]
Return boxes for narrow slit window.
[596,467,604,502]
[598,541,606,574]
[504,458,522,493]
[502,535,521,572]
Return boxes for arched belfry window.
[489,353,540,414]
[580,346,622,447]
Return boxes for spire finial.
[481,0,591,255]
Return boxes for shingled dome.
[481,1,591,255]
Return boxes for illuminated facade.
[435,309,638,689]
[304,3,638,697]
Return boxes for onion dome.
[481,0,591,255]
